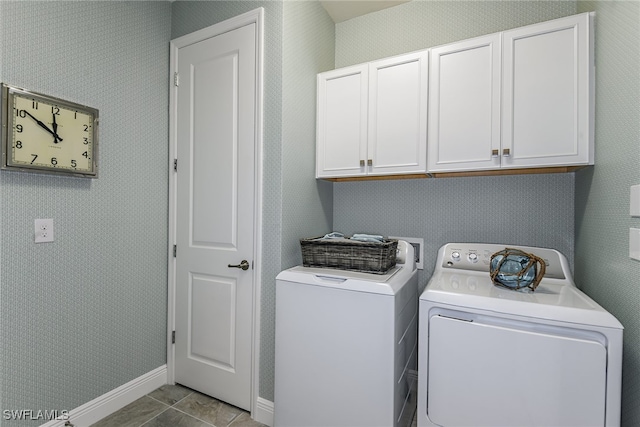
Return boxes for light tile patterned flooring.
[91,383,419,427]
[90,384,266,427]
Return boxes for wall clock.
[1,83,99,178]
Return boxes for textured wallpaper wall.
[172,0,335,403]
[335,0,578,68]
[575,2,640,426]
[334,174,575,292]
[281,0,334,288]
[0,2,171,426]
[333,1,578,289]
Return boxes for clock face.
[2,84,98,177]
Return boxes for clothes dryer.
[418,243,623,427]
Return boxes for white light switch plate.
[35,219,54,243]
[630,228,640,261]
[631,185,640,217]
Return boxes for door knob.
[228,260,250,271]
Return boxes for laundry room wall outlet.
[35,219,54,243]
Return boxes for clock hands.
[23,110,63,143]
[51,113,62,144]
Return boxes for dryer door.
[427,314,607,426]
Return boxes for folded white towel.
[351,233,384,243]
[321,232,345,239]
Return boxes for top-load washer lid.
[421,243,623,329]
[276,265,414,295]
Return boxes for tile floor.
[90,383,419,427]
[90,384,266,427]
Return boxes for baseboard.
[253,397,274,427]
[40,365,167,427]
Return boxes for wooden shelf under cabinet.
[321,165,586,182]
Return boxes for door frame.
[167,7,264,417]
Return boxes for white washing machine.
[418,243,623,427]
[275,241,418,427]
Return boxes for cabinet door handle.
[360,160,365,167]
[367,159,373,166]
[503,148,511,157]
[491,149,499,157]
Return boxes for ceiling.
[320,0,412,23]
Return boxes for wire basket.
[300,236,398,274]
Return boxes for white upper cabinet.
[316,51,428,178]
[368,52,429,176]
[316,64,369,178]
[502,13,594,169]
[428,34,502,172]
[318,12,594,179]
[428,12,593,173]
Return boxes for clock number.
[16,124,23,133]
[15,141,23,149]
[17,109,26,118]
[52,106,60,115]
[32,100,38,110]
[83,137,89,145]
[71,160,77,168]
[51,157,58,166]
[83,124,89,132]
[30,154,38,164]
[74,111,77,119]
[82,151,88,158]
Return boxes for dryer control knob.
[451,251,461,261]
[468,253,478,263]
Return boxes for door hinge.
[173,158,177,172]
[173,245,177,257]
[172,330,176,344]
[174,72,180,87]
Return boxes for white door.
[316,64,369,178]
[368,51,428,176]
[427,34,501,172]
[502,13,593,168]
[174,22,256,410]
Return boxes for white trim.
[253,398,274,427]
[251,7,266,424]
[166,18,179,389]
[170,9,262,49]
[167,32,178,392]
[40,366,167,427]
[167,6,265,421]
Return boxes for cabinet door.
[368,51,429,175]
[316,64,369,178]
[427,34,501,172]
[502,13,593,168]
